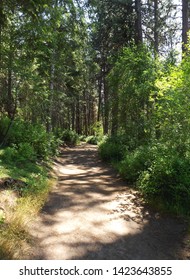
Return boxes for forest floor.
[27,143,190,260]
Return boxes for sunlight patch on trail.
[28,144,188,260]
[29,146,146,259]
[54,164,86,175]
[32,207,141,259]
[30,184,142,259]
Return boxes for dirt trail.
[28,143,190,260]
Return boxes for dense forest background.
[0,0,190,216]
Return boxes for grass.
[0,149,56,259]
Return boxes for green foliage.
[100,65,190,213]
[0,0,189,220]
[1,143,36,164]
[19,142,36,162]
[85,134,104,145]
[0,117,11,143]
[26,172,49,195]
[0,117,60,159]
[85,135,99,145]
[100,136,190,215]
[138,145,190,215]
[98,136,126,162]
[61,129,79,145]
[99,44,190,216]
[0,0,97,138]
[0,143,53,259]
[108,45,157,146]
[78,135,87,141]
[90,122,103,137]
[118,145,152,183]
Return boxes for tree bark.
[7,30,14,119]
[103,69,109,134]
[97,77,102,123]
[76,95,81,134]
[71,103,75,131]
[0,0,3,67]
[135,0,143,44]
[154,0,159,55]
[111,91,119,136]
[182,0,189,53]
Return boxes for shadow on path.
[28,144,190,260]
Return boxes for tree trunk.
[97,77,102,122]
[0,0,2,68]
[103,73,109,134]
[47,62,54,133]
[135,0,143,44]
[154,0,159,55]
[71,103,75,131]
[111,90,119,136]
[7,67,13,118]
[76,96,81,134]
[83,91,88,136]
[7,34,14,119]
[182,0,189,53]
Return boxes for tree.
[86,0,140,134]
[0,0,97,136]
[154,0,159,54]
[142,0,181,56]
[182,0,189,53]
[135,0,143,44]
[108,46,157,145]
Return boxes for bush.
[90,121,103,137]
[1,143,37,164]
[0,117,60,159]
[0,117,11,143]
[18,143,37,162]
[118,145,152,183]
[79,135,87,141]
[61,129,79,145]
[138,144,190,214]
[85,135,99,145]
[99,137,126,162]
[31,130,56,159]
[99,135,190,215]
[1,146,18,163]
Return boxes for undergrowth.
[99,137,190,217]
[0,149,55,259]
[61,129,79,146]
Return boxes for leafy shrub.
[18,143,37,162]
[90,121,103,137]
[99,134,190,215]
[79,135,87,141]
[86,134,106,145]
[0,117,27,145]
[31,129,55,159]
[118,145,152,183]
[26,172,48,195]
[85,135,99,145]
[61,129,79,145]
[0,117,11,143]
[99,137,126,162]
[0,117,60,159]
[49,135,62,156]
[1,143,36,164]
[138,144,190,214]
[1,146,17,163]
